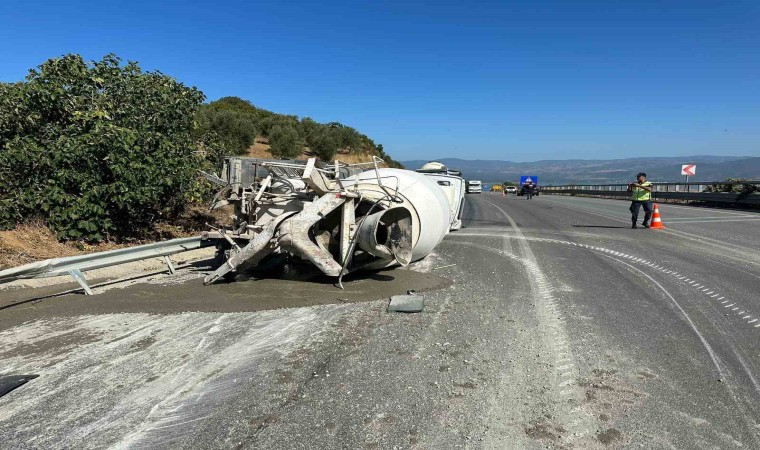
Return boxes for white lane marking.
[653,203,759,217]
[449,232,757,332]
[541,197,760,274]
[666,218,760,224]
[749,319,758,324]
[743,315,751,319]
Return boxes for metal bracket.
[68,269,93,295]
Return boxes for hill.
[197,97,401,167]
[400,156,760,184]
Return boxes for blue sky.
[1,1,759,162]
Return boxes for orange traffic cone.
[649,203,665,229]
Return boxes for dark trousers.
[630,200,653,224]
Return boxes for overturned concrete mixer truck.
[199,157,457,286]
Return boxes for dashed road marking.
[449,231,760,332]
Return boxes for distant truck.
[466,180,482,194]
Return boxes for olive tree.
[268,125,302,159]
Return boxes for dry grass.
[0,223,132,270]
[332,152,378,165]
[0,205,225,270]
[244,136,377,164]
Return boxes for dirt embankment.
[0,224,93,270]
[0,209,216,271]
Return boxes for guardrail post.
[68,269,93,295]
[164,256,176,275]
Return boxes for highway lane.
[460,193,760,447]
[1,193,759,448]
[538,194,760,254]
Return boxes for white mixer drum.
[344,168,450,262]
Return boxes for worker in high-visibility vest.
[627,172,654,228]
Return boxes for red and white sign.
[681,164,696,176]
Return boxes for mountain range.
[400,155,760,185]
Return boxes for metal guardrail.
[542,181,760,205]
[0,236,213,294]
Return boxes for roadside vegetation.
[703,178,759,194]
[195,96,399,167]
[0,54,398,266]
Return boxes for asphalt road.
[1,194,759,449]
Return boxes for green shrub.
[703,178,759,193]
[0,54,204,241]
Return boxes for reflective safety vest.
[631,181,653,201]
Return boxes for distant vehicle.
[504,186,518,194]
[417,161,466,231]
[466,180,482,194]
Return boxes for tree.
[268,125,302,159]
[257,114,297,138]
[208,96,258,114]
[196,106,257,155]
[0,54,205,241]
[300,117,321,146]
[327,123,362,151]
[309,130,339,161]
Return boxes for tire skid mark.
[451,232,760,331]
[478,199,598,445]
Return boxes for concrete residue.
[0,308,346,448]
